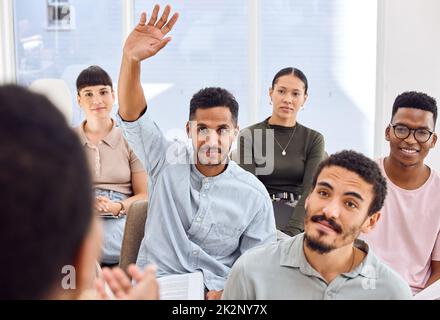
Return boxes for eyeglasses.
[390,124,434,143]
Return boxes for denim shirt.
[117,110,276,290]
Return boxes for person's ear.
[385,126,391,142]
[73,218,102,297]
[77,93,82,107]
[430,132,437,149]
[111,90,116,102]
[304,195,310,210]
[186,121,191,138]
[269,87,274,104]
[234,125,240,138]
[303,93,309,105]
[360,212,381,234]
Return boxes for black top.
[237,118,325,235]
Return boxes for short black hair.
[76,65,113,94]
[189,87,239,126]
[0,85,93,299]
[312,150,387,216]
[391,91,437,128]
[272,67,308,95]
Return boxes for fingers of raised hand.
[148,4,160,26]
[161,12,179,35]
[155,4,171,29]
[151,37,172,53]
[138,12,147,26]
[145,4,178,35]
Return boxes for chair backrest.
[29,78,73,124]
[119,200,148,272]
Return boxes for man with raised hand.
[117,4,276,300]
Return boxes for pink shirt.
[361,158,440,294]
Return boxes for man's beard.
[304,233,336,254]
[304,213,360,254]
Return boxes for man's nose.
[322,199,340,220]
[404,130,418,144]
[204,130,219,142]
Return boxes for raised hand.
[123,4,179,62]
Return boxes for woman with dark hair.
[238,67,325,237]
[75,65,148,265]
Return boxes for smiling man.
[361,91,440,295]
[116,5,276,299]
[223,150,412,299]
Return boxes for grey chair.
[119,200,148,273]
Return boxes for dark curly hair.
[312,150,387,216]
[189,87,239,126]
[392,91,437,128]
[0,85,93,299]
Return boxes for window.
[46,0,75,31]
[13,0,124,125]
[260,0,377,155]
[134,0,250,141]
[11,0,377,155]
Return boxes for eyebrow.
[277,86,302,92]
[317,181,333,190]
[317,182,364,202]
[196,123,230,129]
[345,192,364,202]
[393,122,433,131]
[82,87,109,92]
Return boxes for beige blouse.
[75,120,145,195]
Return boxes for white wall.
[376,0,440,171]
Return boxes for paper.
[413,279,440,300]
[158,272,205,300]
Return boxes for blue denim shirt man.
[117,5,276,299]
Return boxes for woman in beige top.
[75,66,148,265]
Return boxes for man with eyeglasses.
[361,91,440,295]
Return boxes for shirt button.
[192,250,198,255]
[196,217,201,222]
[202,194,206,197]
